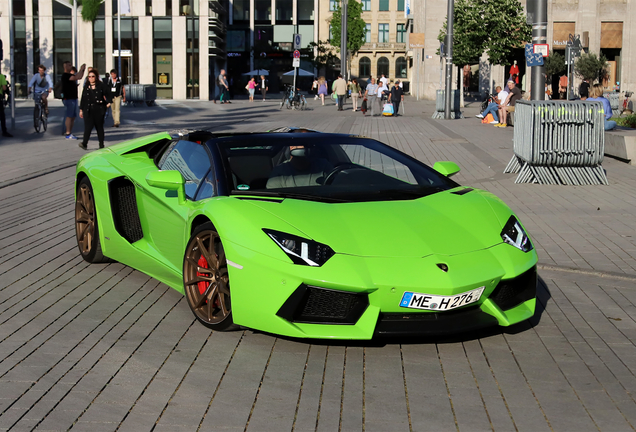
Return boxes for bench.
[605,127,636,165]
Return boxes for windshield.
[215,135,458,203]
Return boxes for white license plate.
[399,287,485,311]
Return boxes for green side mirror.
[433,161,461,177]
[146,170,185,190]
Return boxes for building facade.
[317,0,408,85]
[0,0,227,100]
[407,0,636,100]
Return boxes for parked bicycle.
[279,85,307,111]
[33,92,48,133]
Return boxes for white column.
[79,17,94,70]
[105,3,114,75]
[138,16,154,84]
[271,0,276,24]
[39,0,54,73]
[26,0,34,77]
[199,1,209,100]
[293,0,297,25]
[173,16,187,99]
[152,0,166,16]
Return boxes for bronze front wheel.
[75,177,108,263]
[183,223,237,331]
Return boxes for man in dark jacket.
[389,80,404,116]
[258,75,268,101]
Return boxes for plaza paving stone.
[0,96,635,431]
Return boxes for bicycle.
[33,92,48,133]
[279,86,307,111]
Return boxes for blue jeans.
[481,102,499,122]
[605,119,617,130]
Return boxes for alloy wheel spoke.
[185,257,214,275]
[196,236,217,270]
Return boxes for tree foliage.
[329,0,367,57]
[574,53,609,82]
[438,0,531,67]
[308,40,340,71]
[73,0,103,22]
[544,50,566,77]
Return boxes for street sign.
[534,44,549,57]
[292,58,300,68]
[525,44,544,67]
[293,50,300,59]
[293,34,302,50]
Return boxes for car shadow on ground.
[262,275,552,348]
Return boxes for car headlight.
[501,216,533,252]
[263,229,335,266]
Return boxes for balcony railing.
[209,17,226,34]
[209,0,228,15]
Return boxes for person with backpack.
[28,65,53,116]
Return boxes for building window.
[396,56,407,78]
[33,17,40,73]
[298,0,314,21]
[377,57,389,77]
[53,16,72,85]
[233,0,249,21]
[361,0,371,11]
[397,24,405,43]
[93,18,106,79]
[13,18,27,98]
[153,18,172,98]
[378,24,389,43]
[359,57,371,77]
[398,0,405,11]
[114,17,139,84]
[329,0,339,11]
[255,0,271,21]
[365,23,371,43]
[379,0,389,11]
[276,0,293,22]
[186,18,199,98]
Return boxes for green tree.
[574,53,609,82]
[328,0,367,58]
[438,0,531,67]
[308,40,339,71]
[72,0,103,22]
[544,50,566,78]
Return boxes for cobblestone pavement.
[0,97,635,431]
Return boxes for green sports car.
[74,130,538,339]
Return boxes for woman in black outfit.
[79,69,111,150]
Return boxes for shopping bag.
[382,103,394,116]
[481,113,494,124]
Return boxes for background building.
[317,0,408,86]
[0,0,226,100]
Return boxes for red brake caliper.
[197,255,209,296]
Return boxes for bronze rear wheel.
[183,223,237,330]
[75,177,108,263]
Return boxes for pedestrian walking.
[79,69,111,150]
[365,77,379,116]
[333,74,347,111]
[258,75,268,101]
[389,80,404,116]
[214,69,230,104]
[0,73,12,137]
[349,79,362,112]
[107,69,126,127]
[62,61,86,140]
[312,78,319,100]
[247,77,256,102]
[317,77,328,105]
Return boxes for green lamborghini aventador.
[74,130,538,339]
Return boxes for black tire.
[41,111,47,132]
[34,105,41,133]
[183,222,238,331]
[75,177,109,263]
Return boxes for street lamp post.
[443,0,454,119]
[530,0,547,100]
[341,0,347,79]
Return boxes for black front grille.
[109,177,144,243]
[489,266,537,311]
[277,284,369,324]
[374,306,498,336]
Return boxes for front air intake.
[276,284,369,324]
[489,266,537,311]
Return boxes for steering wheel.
[324,163,361,185]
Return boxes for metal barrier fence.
[504,100,608,185]
[432,90,463,119]
[605,92,619,111]
[124,84,157,106]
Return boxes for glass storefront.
[93,18,106,79]
[113,17,139,84]
[187,18,200,98]
[154,18,173,98]
[13,17,27,98]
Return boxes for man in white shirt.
[365,78,379,116]
[379,74,389,87]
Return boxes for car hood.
[245,189,510,258]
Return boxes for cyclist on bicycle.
[28,65,53,116]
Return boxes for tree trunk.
[459,66,465,108]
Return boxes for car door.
[138,139,213,272]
